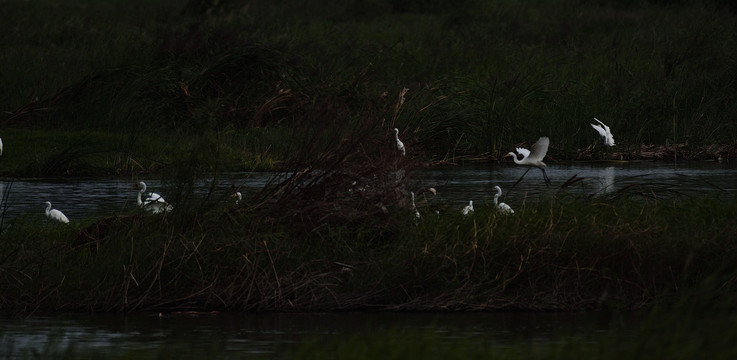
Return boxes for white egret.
[232,191,242,205]
[493,186,514,214]
[0,135,3,156]
[45,201,69,224]
[591,118,615,147]
[137,181,173,214]
[393,128,405,156]
[461,200,474,215]
[505,136,551,185]
[410,191,420,219]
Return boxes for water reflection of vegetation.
[6,288,737,359]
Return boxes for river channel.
[0,310,642,358]
[0,160,734,222]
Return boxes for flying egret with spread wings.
[505,137,551,185]
[591,118,615,147]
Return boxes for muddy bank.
[575,143,737,162]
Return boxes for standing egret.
[461,200,474,215]
[493,186,514,214]
[45,201,69,224]
[410,191,420,219]
[137,181,173,214]
[393,128,405,156]
[232,191,242,205]
[505,137,551,185]
[591,118,615,147]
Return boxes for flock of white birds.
[41,181,175,224]
[2,118,614,224]
[394,118,615,217]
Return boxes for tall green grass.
[1,178,735,313]
[2,0,736,176]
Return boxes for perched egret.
[493,186,514,214]
[505,137,551,185]
[461,200,474,215]
[137,181,173,214]
[591,118,615,147]
[45,201,69,224]
[393,128,405,156]
[410,191,420,219]
[232,191,242,205]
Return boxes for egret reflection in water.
[598,166,615,194]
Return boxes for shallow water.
[0,311,638,358]
[418,160,737,209]
[0,172,280,223]
[0,161,735,222]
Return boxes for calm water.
[0,311,638,358]
[419,160,737,210]
[0,161,735,222]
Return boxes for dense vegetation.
[2,0,737,177]
[1,0,737,315]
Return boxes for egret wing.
[515,147,531,160]
[590,123,607,137]
[51,209,69,223]
[144,192,167,205]
[593,117,609,130]
[498,203,514,214]
[592,118,615,146]
[529,137,550,161]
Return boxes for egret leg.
[539,167,551,185]
[509,167,532,191]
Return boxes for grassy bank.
[2,0,737,177]
[1,158,735,313]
